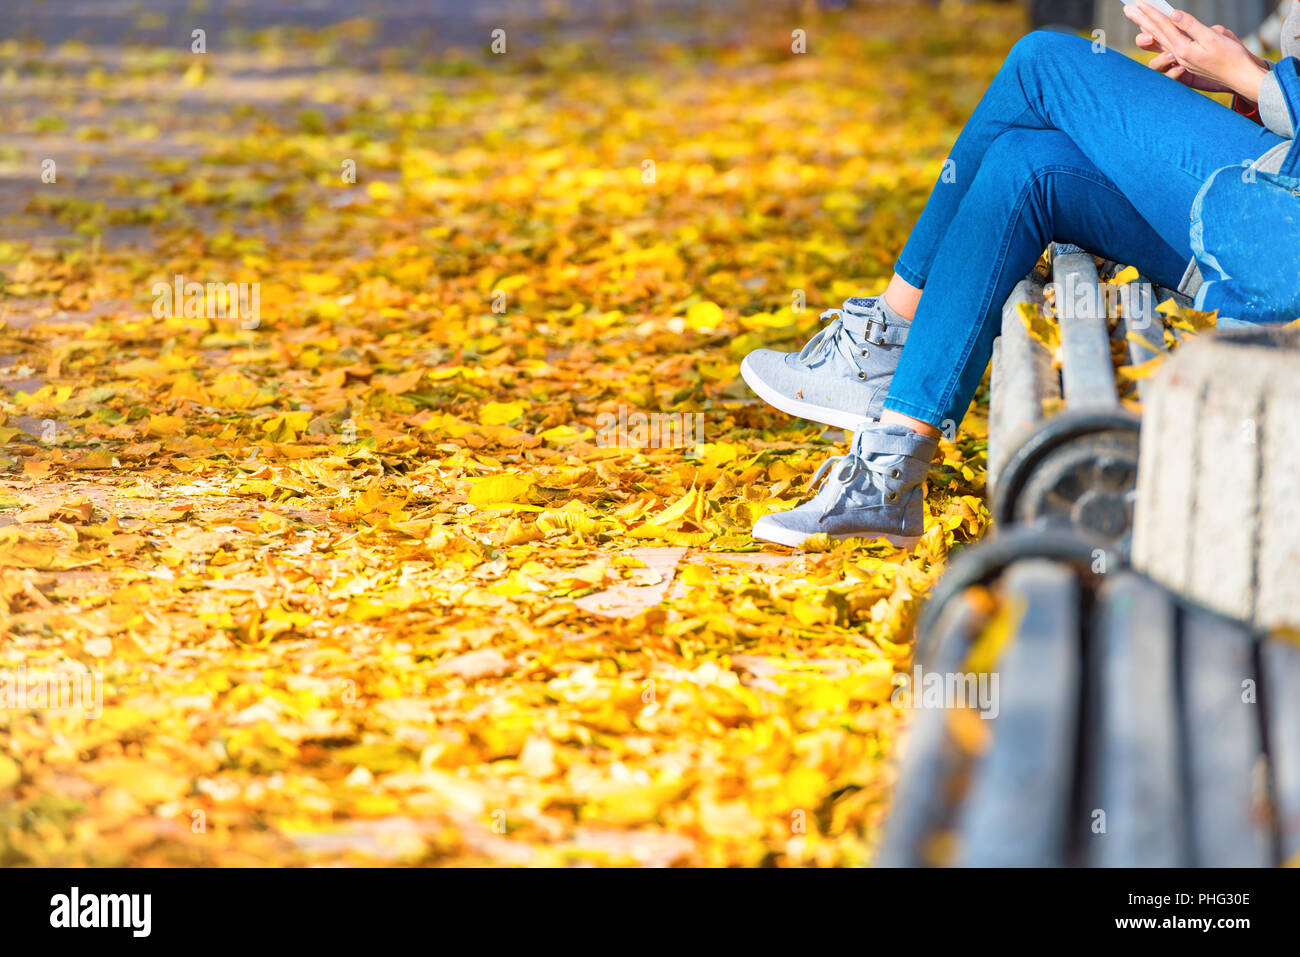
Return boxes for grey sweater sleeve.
[1257,67,1295,139]
[1262,5,1300,138]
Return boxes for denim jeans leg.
[893,30,1283,290]
[883,129,1190,429]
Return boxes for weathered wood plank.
[1119,279,1165,401]
[1052,251,1120,411]
[988,335,1005,498]
[1082,572,1185,866]
[987,277,1057,498]
[1186,377,1263,622]
[1257,365,1300,629]
[1119,280,1164,352]
[874,594,990,867]
[1263,637,1300,864]
[1152,286,1192,348]
[1181,609,1273,866]
[1131,351,1197,594]
[1154,284,1193,310]
[955,561,1080,866]
[1135,328,1300,631]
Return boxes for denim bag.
[1190,57,1300,324]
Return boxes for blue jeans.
[883,30,1284,429]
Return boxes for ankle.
[879,409,942,439]
[877,295,911,327]
[883,274,921,322]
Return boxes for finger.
[1149,3,1196,57]
[1144,33,1175,54]
[1126,4,1164,39]
[1149,52,1178,72]
[1129,4,1186,58]
[1168,8,1216,44]
[1132,2,1189,44]
[1212,25,1240,42]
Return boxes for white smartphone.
[1122,0,1177,16]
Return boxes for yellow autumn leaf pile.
[0,0,1015,867]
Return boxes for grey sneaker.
[740,296,910,430]
[752,424,938,548]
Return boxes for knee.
[967,130,1083,223]
[979,129,1059,186]
[1005,29,1087,73]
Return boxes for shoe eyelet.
[857,371,866,380]
[891,468,901,479]
[887,491,898,503]
[861,348,869,357]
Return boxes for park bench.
[880,526,1300,867]
[873,0,1300,877]
[883,325,1300,867]
[986,242,1187,553]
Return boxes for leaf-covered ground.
[0,1,1016,866]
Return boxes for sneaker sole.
[740,355,875,432]
[752,517,921,550]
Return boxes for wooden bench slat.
[1263,637,1300,864]
[1153,285,1194,346]
[1083,572,1185,866]
[1119,280,1164,362]
[1132,368,1196,593]
[1136,328,1300,631]
[1052,251,1121,411]
[875,595,989,867]
[1257,375,1300,630]
[987,277,1056,497]
[988,335,1005,493]
[1155,284,1193,310]
[955,561,1080,866]
[1181,609,1274,866]
[1118,279,1164,400]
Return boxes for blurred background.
[0,0,1293,869]
[0,1,1282,48]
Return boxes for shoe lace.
[807,452,895,523]
[796,306,865,368]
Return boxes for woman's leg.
[883,126,1192,430]
[883,273,923,321]
[753,33,1288,547]
[893,30,1283,292]
[743,32,1284,443]
[755,126,1201,548]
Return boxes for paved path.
[1,0,761,52]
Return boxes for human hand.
[1136,24,1258,93]
[1125,2,1271,101]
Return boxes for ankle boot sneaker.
[740,296,910,431]
[752,423,938,548]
